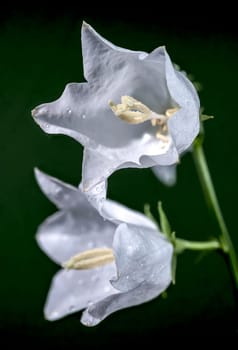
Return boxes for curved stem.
[192,137,238,288]
[176,238,221,253]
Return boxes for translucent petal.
[44,264,117,321]
[81,282,166,326]
[111,224,173,292]
[82,133,174,191]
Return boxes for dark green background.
[1,9,238,344]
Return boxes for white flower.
[32,22,199,192]
[35,169,173,326]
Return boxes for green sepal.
[171,254,177,285]
[144,203,158,227]
[200,114,214,122]
[158,201,172,238]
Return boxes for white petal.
[82,133,175,191]
[101,200,157,229]
[111,224,173,292]
[32,83,95,147]
[147,46,199,154]
[36,206,115,265]
[81,282,166,326]
[44,264,117,321]
[81,224,173,326]
[164,49,200,154]
[81,22,147,82]
[152,165,177,186]
[34,168,79,209]
[141,140,179,167]
[33,26,173,151]
[80,179,107,212]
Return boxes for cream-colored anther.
[62,248,115,270]
[156,132,169,142]
[165,107,179,118]
[109,95,179,142]
[109,96,156,124]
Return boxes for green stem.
[192,137,238,287]
[176,238,221,254]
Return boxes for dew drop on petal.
[91,275,99,283]
[104,286,110,293]
[87,241,94,249]
[69,305,75,312]
[95,185,101,193]
[82,114,86,119]
[67,108,72,114]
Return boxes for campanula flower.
[35,169,173,326]
[32,22,199,192]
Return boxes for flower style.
[32,22,200,192]
[35,168,173,326]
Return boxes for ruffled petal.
[81,282,165,326]
[82,132,174,191]
[44,264,117,321]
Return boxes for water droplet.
[69,305,75,311]
[104,286,110,293]
[67,108,72,114]
[45,124,49,129]
[95,185,101,193]
[91,275,99,283]
[82,114,86,119]
[126,275,129,280]
[87,241,93,249]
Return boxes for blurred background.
[1,4,238,344]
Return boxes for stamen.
[109,95,179,142]
[165,107,179,118]
[156,133,169,142]
[63,248,115,270]
[109,96,154,124]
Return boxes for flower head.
[35,169,173,326]
[32,22,199,192]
